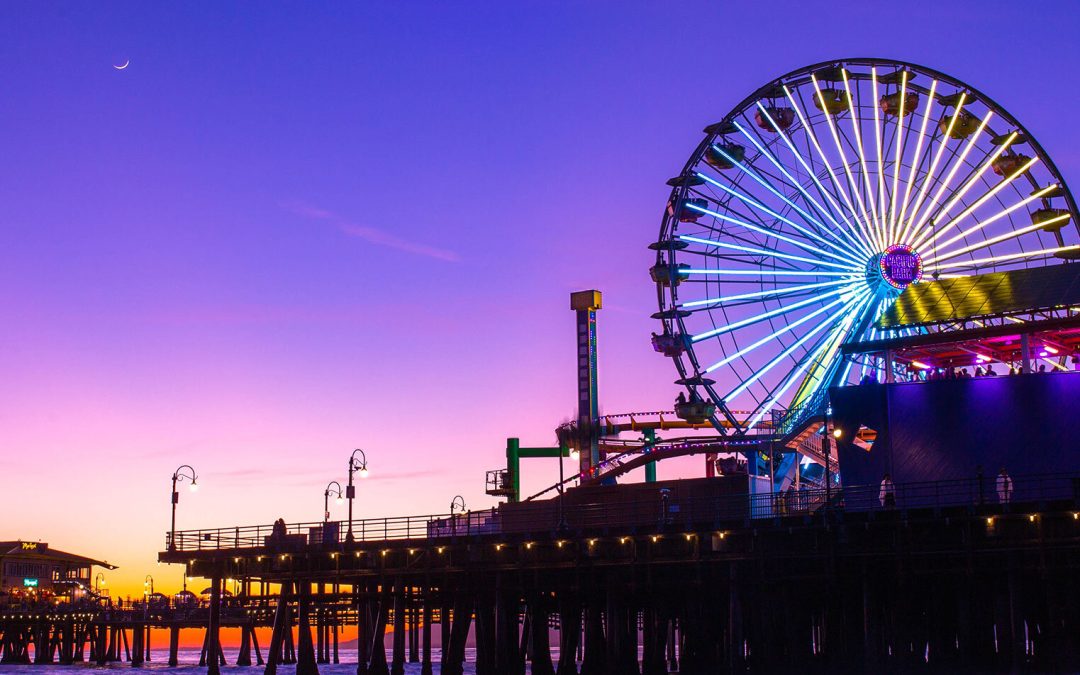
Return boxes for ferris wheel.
[653,58,1079,435]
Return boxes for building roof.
[0,542,117,570]
[877,263,1080,329]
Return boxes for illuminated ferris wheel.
[653,58,1079,434]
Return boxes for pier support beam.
[556,594,581,675]
[443,594,474,675]
[420,591,433,675]
[391,577,406,675]
[296,580,319,675]
[264,582,292,675]
[529,595,555,675]
[207,572,223,675]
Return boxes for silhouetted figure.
[986,365,997,376]
[960,368,970,378]
[271,518,287,541]
[879,473,896,509]
[676,392,687,406]
[1038,364,1048,374]
[975,366,985,377]
[996,468,1013,505]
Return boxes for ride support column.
[570,290,603,479]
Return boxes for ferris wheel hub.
[870,244,924,291]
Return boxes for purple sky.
[2,1,1077,594]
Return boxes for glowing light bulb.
[189,482,199,493]
[359,467,369,479]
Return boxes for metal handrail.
[164,472,1080,552]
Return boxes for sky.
[1,1,1078,599]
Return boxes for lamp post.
[324,481,344,522]
[144,574,154,597]
[169,464,198,552]
[95,572,106,595]
[450,495,466,535]
[346,449,369,542]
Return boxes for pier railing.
[166,472,1080,553]
[167,508,500,552]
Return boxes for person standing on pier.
[997,468,1014,505]
[879,473,896,508]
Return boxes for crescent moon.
[113,60,130,70]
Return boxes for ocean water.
[0,649,526,673]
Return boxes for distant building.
[0,541,116,603]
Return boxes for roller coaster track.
[524,433,773,501]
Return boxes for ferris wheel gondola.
[654,58,1079,436]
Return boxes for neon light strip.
[685,268,859,277]
[906,111,994,245]
[691,285,858,342]
[896,79,939,237]
[784,85,877,258]
[678,235,861,271]
[888,70,911,243]
[896,92,968,244]
[744,295,871,430]
[706,145,862,262]
[839,356,855,386]
[683,202,852,263]
[703,294,854,373]
[694,173,860,264]
[842,70,885,249]
[933,244,1080,270]
[810,75,880,252]
[913,155,1039,251]
[752,103,875,258]
[783,301,864,413]
[924,186,1060,259]
[732,120,867,262]
[929,132,1018,226]
[871,68,889,240]
[723,289,869,401]
[680,278,855,308]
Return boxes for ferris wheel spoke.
[722,294,857,405]
[913,153,1039,251]
[685,268,859,278]
[692,172,864,263]
[678,235,862,271]
[683,202,856,263]
[896,93,971,243]
[810,75,882,251]
[785,86,878,258]
[888,71,914,244]
[841,70,886,247]
[743,293,872,430]
[910,132,1022,246]
[679,278,858,309]
[870,68,890,240]
[691,284,862,342]
[702,294,854,373]
[702,145,864,263]
[924,185,1061,261]
[751,101,852,231]
[932,244,1080,271]
[905,110,995,244]
[895,79,940,235]
[732,119,868,262]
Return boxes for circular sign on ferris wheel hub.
[878,244,923,290]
